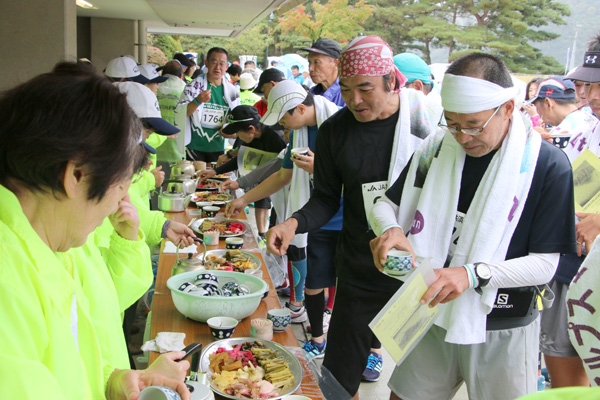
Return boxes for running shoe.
[284,301,307,323]
[361,351,383,382]
[302,339,326,360]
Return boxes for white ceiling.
[77,0,303,37]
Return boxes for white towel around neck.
[396,112,542,344]
[288,96,339,247]
[387,89,439,187]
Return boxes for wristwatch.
[473,262,492,295]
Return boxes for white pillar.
[138,20,148,64]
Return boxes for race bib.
[362,180,388,227]
[448,211,465,257]
[201,103,226,129]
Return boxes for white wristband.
[463,264,477,289]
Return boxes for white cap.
[105,56,140,79]
[260,80,307,126]
[139,64,168,83]
[239,72,257,90]
[114,82,179,135]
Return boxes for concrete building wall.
[90,18,137,73]
[0,0,76,91]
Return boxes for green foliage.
[159,0,573,74]
[148,34,183,60]
[363,0,571,73]
[178,23,271,65]
[146,46,168,65]
[277,0,375,44]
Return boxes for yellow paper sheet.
[369,260,438,365]
[572,149,600,213]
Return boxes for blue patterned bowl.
[383,250,413,276]
[267,308,291,332]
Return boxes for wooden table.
[149,205,324,399]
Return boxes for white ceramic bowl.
[167,270,267,322]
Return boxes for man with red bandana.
[266,36,438,397]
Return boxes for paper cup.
[203,230,220,246]
[251,318,273,340]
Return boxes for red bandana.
[340,36,407,89]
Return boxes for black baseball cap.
[254,68,285,94]
[222,105,260,135]
[299,38,342,59]
[173,53,194,69]
[565,51,600,83]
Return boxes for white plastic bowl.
[167,270,267,322]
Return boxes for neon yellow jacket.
[94,216,155,311]
[59,228,150,377]
[146,133,167,168]
[518,387,600,399]
[136,169,156,198]
[0,185,102,400]
[129,179,168,248]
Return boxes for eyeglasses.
[208,60,228,67]
[438,105,501,136]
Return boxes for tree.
[365,0,458,63]
[277,0,375,45]
[178,22,271,65]
[449,0,571,73]
[148,34,183,60]
[364,0,570,73]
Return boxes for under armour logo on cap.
[584,52,600,68]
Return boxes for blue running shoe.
[361,351,383,382]
[302,339,326,360]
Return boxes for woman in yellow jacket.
[0,62,190,400]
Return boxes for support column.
[90,18,137,73]
[138,20,148,64]
[0,0,76,91]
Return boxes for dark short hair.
[227,64,242,77]
[162,61,183,78]
[0,62,144,201]
[446,53,513,88]
[287,92,315,114]
[291,65,299,70]
[237,121,264,134]
[383,72,398,92]
[525,77,544,101]
[207,47,229,61]
[588,33,600,51]
[244,60,255,67]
